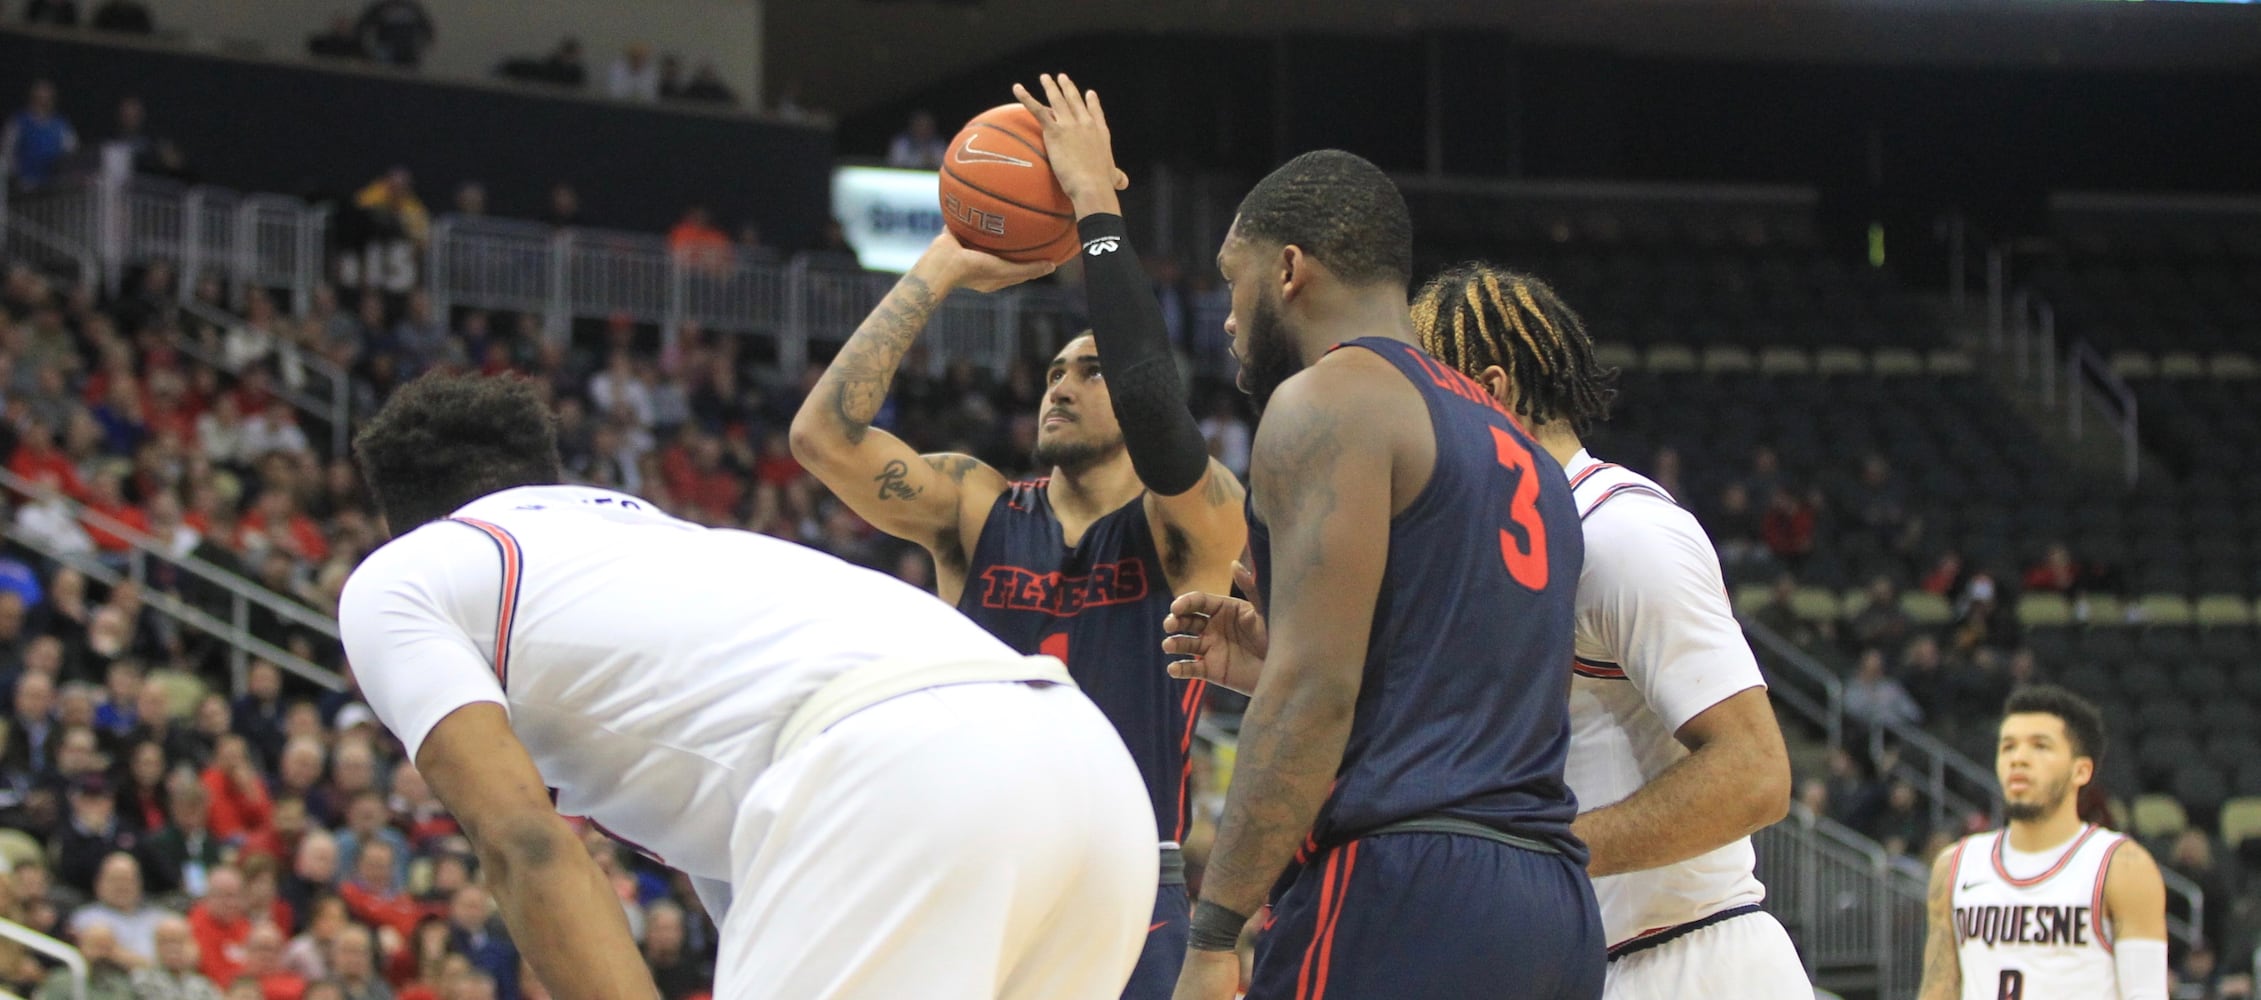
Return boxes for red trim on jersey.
[1579,483,1674,520]
[1173,679,1206,842]
[1946,837,1970,902]
[450,517,524,688]
[1572,656,1628,680]
[1990,824,2100,888]
[2091,837,2127,954]
[1568,462,1621,491]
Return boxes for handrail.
[175,298,354,456]
[0,913,90,1000]
[0,205,101,288]
[0,466,343,644]
[2066,340,2140,487]
[2006,289,2058,409]
[1743,615,2001,831]
[0,507,342,696]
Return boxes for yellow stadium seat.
[1594,342,1641,373]
[2136,594,2194,627]
[1815,347,1868,377]
[1871,348,1923,377]
[2108,351,2157,379]
[1926,349,1975,376]
[2196,594,2255,628]
[2208,352,2259,379]
[2158,352,2206,378]
[2016,593,2073,628]
[1701,346,1756,374]
[1646,344,1698,373]
[1900,591,1954,626]
[1758,347,1812,376]
[2131,795,2188,839]
[1734,584,1774,617]
[1789,587,1840,623]
[2219,798,2261,849]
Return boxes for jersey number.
[1489,426,1549,591]
[1996,969,2023,1000]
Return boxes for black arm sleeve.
[1076,213,1211,497]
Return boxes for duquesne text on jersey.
[1954,903,2094,948]
[975,560,1151,616]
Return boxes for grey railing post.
[230,594,251,695]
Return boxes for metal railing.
[0,193,100,289]
[1744,616,2001,832]
[0,466,344,695]
[2066,340,2141,488]
[0,919,85,1000]
[2007,289,2058,409]
[1756,805,1926,1000]
[175,298,354,457]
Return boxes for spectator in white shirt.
[68,852,176,967]
[607,43,662,102]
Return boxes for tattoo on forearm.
[875,460,924,501]
[1202,681,1354,913]
[1919,861,1961,998]
[825,275,940,446]
[1253,402,1342,565]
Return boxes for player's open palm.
[920,230,1057,293]
[1163,562,1268,695]
[1011,73,1129,205]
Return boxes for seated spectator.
[3,671,61,786]
[277,830,339,922]
[1897,635,1951,727]
[386,762,455,847]
[445,886,516,1000]
[675,62,737,106]
[89,0,152,33]
[1848,576,1913,651]
[333,791,409,889]
[337,840,421,940]
[200,735,274,843]
[307,15,366,59]
[2021,541,2088,595]
[131,915,225,1000]
[41,923,135,1000]
[281,895,348,979]
[886,111,945,169]
[1920,550,1967,597]
[1760,485,1819,567]
[111,736,170,833]
[10,418,87,499]
[328,923,388,1000]
[238,922,305,1000]
[352,169,430,245]
[667,207,732,272]
[497,37,587,88]
[642,900,711,1000]
[81,469,151,555]
[231,661,289,768]
[356,0,434,68]
[189,865,254,985]
[23,0,81,26]
[147,773,226,896]
[241,854,295,934]
[607,43,661,102]
[68,851,174,966]
[58,772,154,893]
[1866,779,1931,859]
[1844,647,1923,730]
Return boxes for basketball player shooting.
[1169,151,1602,1000]
[790,73,1246,1000]
[340,374,1158,1000]
[1920,685,2167,1000]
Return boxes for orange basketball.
[938,104,1079,264]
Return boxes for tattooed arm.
[1918,841,1964,1000]
[1191,365,1394,923]
[789,234,1046,582]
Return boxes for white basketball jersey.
[1560,452,1772,947]
[340,484,1019,882]
[1949,825,2128,1000]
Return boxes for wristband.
[1187,899,1250,952]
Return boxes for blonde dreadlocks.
[1413,261,1619,435]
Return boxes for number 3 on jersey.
[1489,425,1549,591]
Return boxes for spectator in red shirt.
[189,864,254,984]
[338,840,423,940]
[751,429,800,488]
[661,431,743,525]
[201,734,274,842]
[666,206,732,274]
[240,490,329,564]
[8,418,86,500]
[240,922,307,1000]
[1760,486,1818,565]
[2022,541,2084,595]
[80,468,151,553]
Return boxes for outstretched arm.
[789,235,1046,551]
[1016,73,1245,588]
[2104,842,2168,1000]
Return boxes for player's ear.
[2072,755,2095,789]
[1477,366,1514,408]
[1277,244,1305,301]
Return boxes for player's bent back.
[342,484,1159,999]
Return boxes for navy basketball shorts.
[1120,879,1190,1000]
[1247,832,1605,1000]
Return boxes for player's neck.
[1047,454,1144,526]
[2005,803,2086,853]
[1536,427,1584,470]
[1292,287,1415,365]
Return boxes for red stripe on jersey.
[450,517,525,688]
[2092,837,2127,953]
[1990,824,2100,888]
[1568,462,1622,491]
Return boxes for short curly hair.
[354,373,561,532]
[1231,150,1412,289]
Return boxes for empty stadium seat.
[2132,794,2190,839]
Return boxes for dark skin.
[789,79,1243,608]
[1170,222,1431,1000]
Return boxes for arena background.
[2,0,2259,996]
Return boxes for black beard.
[1033,432,1125,474]
[1235,294,1304,416]
[2002,773,2071,822]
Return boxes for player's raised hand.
[1163,584,1268,696]
[1012,73,1130,214]
[914,230,1057,294]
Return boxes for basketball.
[938,104,1080,264]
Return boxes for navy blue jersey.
[958,480,1202,843]
[1247,336,1587,862]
